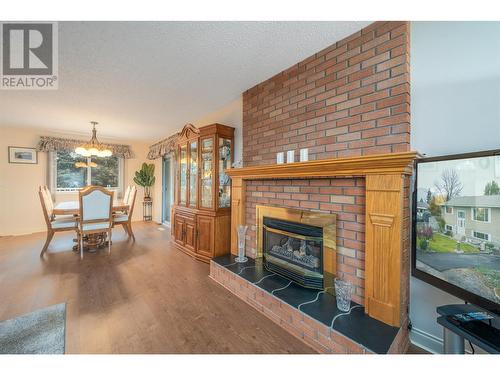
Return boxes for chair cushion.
[113,214,129,223]
[81,222,112,231]
[51,216,77,229]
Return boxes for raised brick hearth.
[210,255,409,353]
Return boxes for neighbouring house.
[441,195,500,245]
[416,199,429,220]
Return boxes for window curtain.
[36,136,134,159]
[147,132,179,160]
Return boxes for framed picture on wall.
[8,147,38,164]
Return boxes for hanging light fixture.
[75,161,97,168]
[75,121,113,157]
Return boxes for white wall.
[410,21,500,353]
[0,126,150,236]
[151,96,243,223]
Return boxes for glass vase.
[334,278,353,312]
[235,225,248,263]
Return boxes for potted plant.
[134,162,155,201]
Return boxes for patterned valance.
[36,136,134,159]
[147,132,179,160]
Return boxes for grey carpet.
[0,303,66,354]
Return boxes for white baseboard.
[410,327,443,354]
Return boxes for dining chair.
[39,186,78,257]
[113,185,137,241]
[123,185,131,206]
[78,186,114,259]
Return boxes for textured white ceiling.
[0,21,370,141]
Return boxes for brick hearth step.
[210,255,408,354]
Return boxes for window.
[52,150,123,192]
[445,224,453,232]
[473,231,490,241]
[471,207,490,222]
[445,206,453,214]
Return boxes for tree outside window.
[55,150,121,191]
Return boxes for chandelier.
[75,121,112,157]
[75,161,97,168]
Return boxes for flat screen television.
[412,149,500,314]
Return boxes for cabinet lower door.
[184,219,196,252]
[196,215,215,258]
[174,215,185,246]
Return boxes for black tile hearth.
[332,305,399,354]
[272,282,319,308]
[299,292,344,326]
[213,255,399,354]
[257,274,291,293]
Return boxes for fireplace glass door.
[263,217,324,289]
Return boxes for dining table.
[53,200,129,251]
[53,200,129,216]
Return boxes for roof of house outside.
[417,200,429,209]
[442,195,500,208]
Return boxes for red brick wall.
[240,22,411,309]
[243,21,410,165]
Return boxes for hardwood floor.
[0,222,430,354]
[0,222,314,354]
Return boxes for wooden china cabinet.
[172,123,234,262]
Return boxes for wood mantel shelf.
[225,151,418,179]
[226,151,419,327]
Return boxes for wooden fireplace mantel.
[225,151,418,327]
[226,151,417,179]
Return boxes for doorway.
[457,210,466,236]
[162,156,173,225]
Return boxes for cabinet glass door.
[189,141,198,207]
[218,137,232,208]
[179,145,187,205]
[200,138,213,208]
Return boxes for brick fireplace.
[210,21,414,353]
[241,21,411,305]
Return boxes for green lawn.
[418,233,479,253]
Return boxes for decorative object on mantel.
[74,121,113,157]
[147,131,180,160]
[235,225,248,263]
[299,148,309,162]
[133,162,155,201]
[36,136,133,158]
[231,160,243,168]
[276,152,284,164]
[8,146,37,164]
[286,150,295,163]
